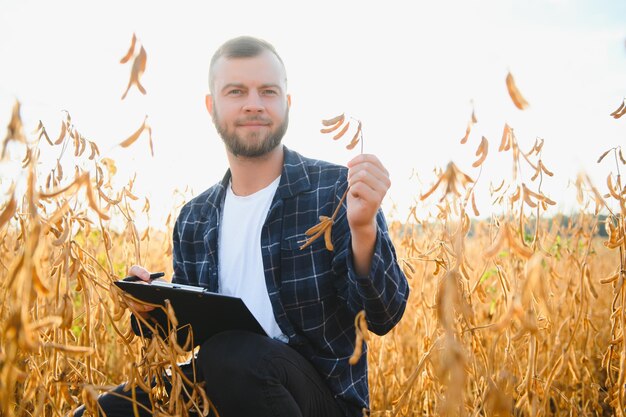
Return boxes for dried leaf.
[505,71,529,110]
[101,157,117,177]
[420,162,474,202]
[120,33,137,64]
[4,100,26,144]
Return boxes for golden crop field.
[1,94,625,417]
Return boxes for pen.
[122,272,165,282]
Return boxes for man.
[76,36,409,417]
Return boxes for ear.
[205,94,214,116]
[287,94,292,108]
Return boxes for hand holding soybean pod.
[299,114,392,367]
[300,114,390,254]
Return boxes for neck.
[226,145,284,196]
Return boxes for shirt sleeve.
[331,183,410,336]
[171,214,189,285]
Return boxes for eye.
[262,89,278,95]
[227,89,243,95]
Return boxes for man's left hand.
[346,154,391,234]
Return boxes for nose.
[242,91,264,113]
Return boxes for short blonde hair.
[208,36,287,94]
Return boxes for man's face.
[207,51,291,158]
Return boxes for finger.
[348,168,390,196]
[128,265,150,282]
[347,154,389,177]
[348,163,391,189]
[347,153,379,168]
[349,180,386,206]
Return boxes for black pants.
[73,331,345,417]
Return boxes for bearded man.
[74,36,409,417]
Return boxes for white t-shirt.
[218,176,287,341]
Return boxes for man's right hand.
[126,265,156,318]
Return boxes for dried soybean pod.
[321,113,344,126]
[119,117,147,148]
[333,121,350,140]
[120,33,137,64]
[346,121,362,150]
[320,121,344,134]
[505,71,529,110]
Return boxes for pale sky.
[1,0,625,226]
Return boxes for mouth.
[237,119,271,127]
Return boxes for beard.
[213,108,289,158]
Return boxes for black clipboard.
[114,280,267,347]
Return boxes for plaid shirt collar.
[199,145,311,219]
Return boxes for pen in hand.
[122,272,165,282]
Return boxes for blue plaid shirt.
[172,146,409,416]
